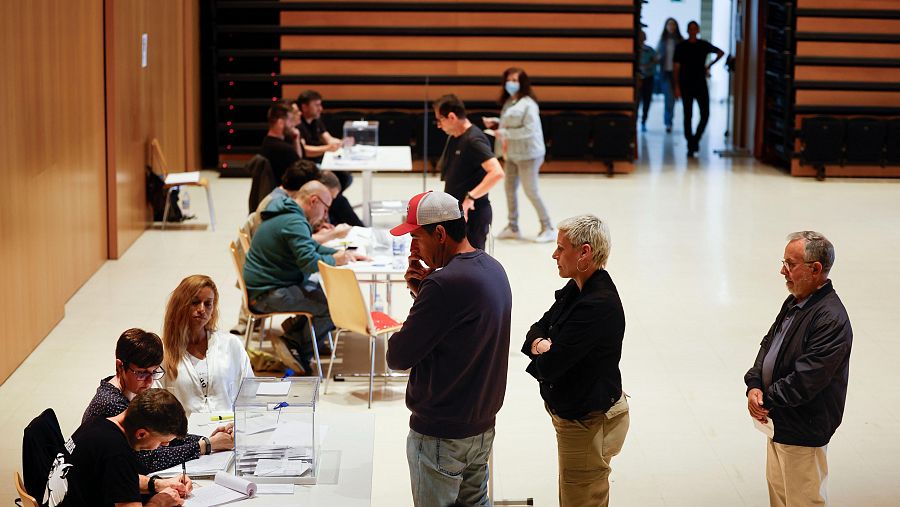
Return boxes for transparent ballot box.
[343,120,379,160]
[233,377,320,484]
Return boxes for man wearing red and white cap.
[387,190,512,507]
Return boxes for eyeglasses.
[128,366,165,381]
[317,195,332,214]
[781,259,816,270]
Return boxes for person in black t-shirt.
[56,389,191,507]
[433,94,505,250]
[295,90,363,227]
[259,100,303,185]
[673,21,724,158]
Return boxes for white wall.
[642,0,733,100]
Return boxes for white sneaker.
[496,225,522,240]
[535,228,557,243]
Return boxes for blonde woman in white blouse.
[484,67,554,243]
[155,275,253,417]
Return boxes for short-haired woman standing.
[522,215,629,506]
[485,67,554,243]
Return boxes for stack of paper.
[157,452,235,478]
[184,471,256,507]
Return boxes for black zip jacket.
[522,269,625,420]
[745,280,853,447]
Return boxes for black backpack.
[146,168,183,222]
[22,409,70,505]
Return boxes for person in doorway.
[485,67,555,243]
[673,20,724,158]
[656,18,684,134]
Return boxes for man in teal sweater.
[243,180,364,374]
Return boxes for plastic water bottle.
[373,293,385,314]
[180,187,191,211]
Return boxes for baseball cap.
[389,191,462,236]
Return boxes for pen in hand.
[181,461,187,486]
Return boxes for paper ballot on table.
[184,472,256,507]
[753,418,775,439]
[157,452,234,478]
[255,382,291,396]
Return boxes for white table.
[320,146,412,226]
[190,412,374,506]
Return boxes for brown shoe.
[270,336,306,376]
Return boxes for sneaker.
[535,228,557,243]
[496,225,522,240]
[270,336,306,376]
[641,122,647,132]
[666,126,672,134]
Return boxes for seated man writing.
[243,180,366,374]
[55,388,192,507]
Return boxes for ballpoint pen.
[181,460,187,485]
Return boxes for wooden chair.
[148,138,217,231]
[229,241,329,378]
[317,260,405,408]
[14,472,39,507]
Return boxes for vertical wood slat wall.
[0,0,200,385]
[213,0,640,173]
[764,0,900,177]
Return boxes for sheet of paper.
[184,472,256,507]
[164,171,201,185]
[242,413,278,435]
[256,483,295,495]
[254,458,311,477]
[753,418,775,439]
[270,420,313,448]
[255,382,291,396]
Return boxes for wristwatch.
[148,475,160,495]
[465,192,476,201]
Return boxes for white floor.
[4,105,900,505]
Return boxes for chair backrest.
[148,138,170,178]
[549,113,591,159]
[15,472,39,507]
[238,230,252,256]
[317,261,372,336]
[801,116,845,164]
[246,154,275,214]
[230,241,252,311]
[22,408,65,499]
[845,117,886,164]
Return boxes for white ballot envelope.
[753,418,775,439]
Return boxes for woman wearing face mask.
[155,275,253,417]
[522,215,629,506]
[484,67,554,243]
[656,18,684,133]
[82,328,234,472]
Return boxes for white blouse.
[155,331,253,417]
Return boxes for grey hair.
[557,214,611,268]
[787,231,835,275]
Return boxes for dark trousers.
[681,85,710,151]
[639,76,655,124]
[466,201,492,250]
[250,284,334,352]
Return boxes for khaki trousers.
[549,394,630,507]
[766,439,828,507]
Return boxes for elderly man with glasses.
[244,179,366,374]
[82,328,234,473]
[744,231,853,507]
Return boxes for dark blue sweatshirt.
[386,250,512,439]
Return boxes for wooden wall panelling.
[795,90,900,107]
[280,35,632,53]
[322,0,633,4]
[0,0,107,382]
[795,66,900,83]
[280,59,633,78]
[107,0,191,258]
[797,0,900,10]
[796,41,900,59]
[280,11,633,29]
[796,18,900,34]
[282,84,634,103]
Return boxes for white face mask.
[505,80,520,96]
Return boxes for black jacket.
[745,280,852,447]
[522,270,625,420]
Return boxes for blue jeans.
[406,428,495,507]
[661,71,676,128]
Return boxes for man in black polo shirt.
[295,90,363,226]
[259,99,303,184]
[433,94,505,250]
[54,389,191,507]
[673,21,724,158]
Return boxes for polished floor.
[3,106,900,505]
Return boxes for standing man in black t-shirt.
[433,94,505,250]
[673,21,724,158]
[295,90,363,227]
[54,389,191,507]
[259,99,303,184]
